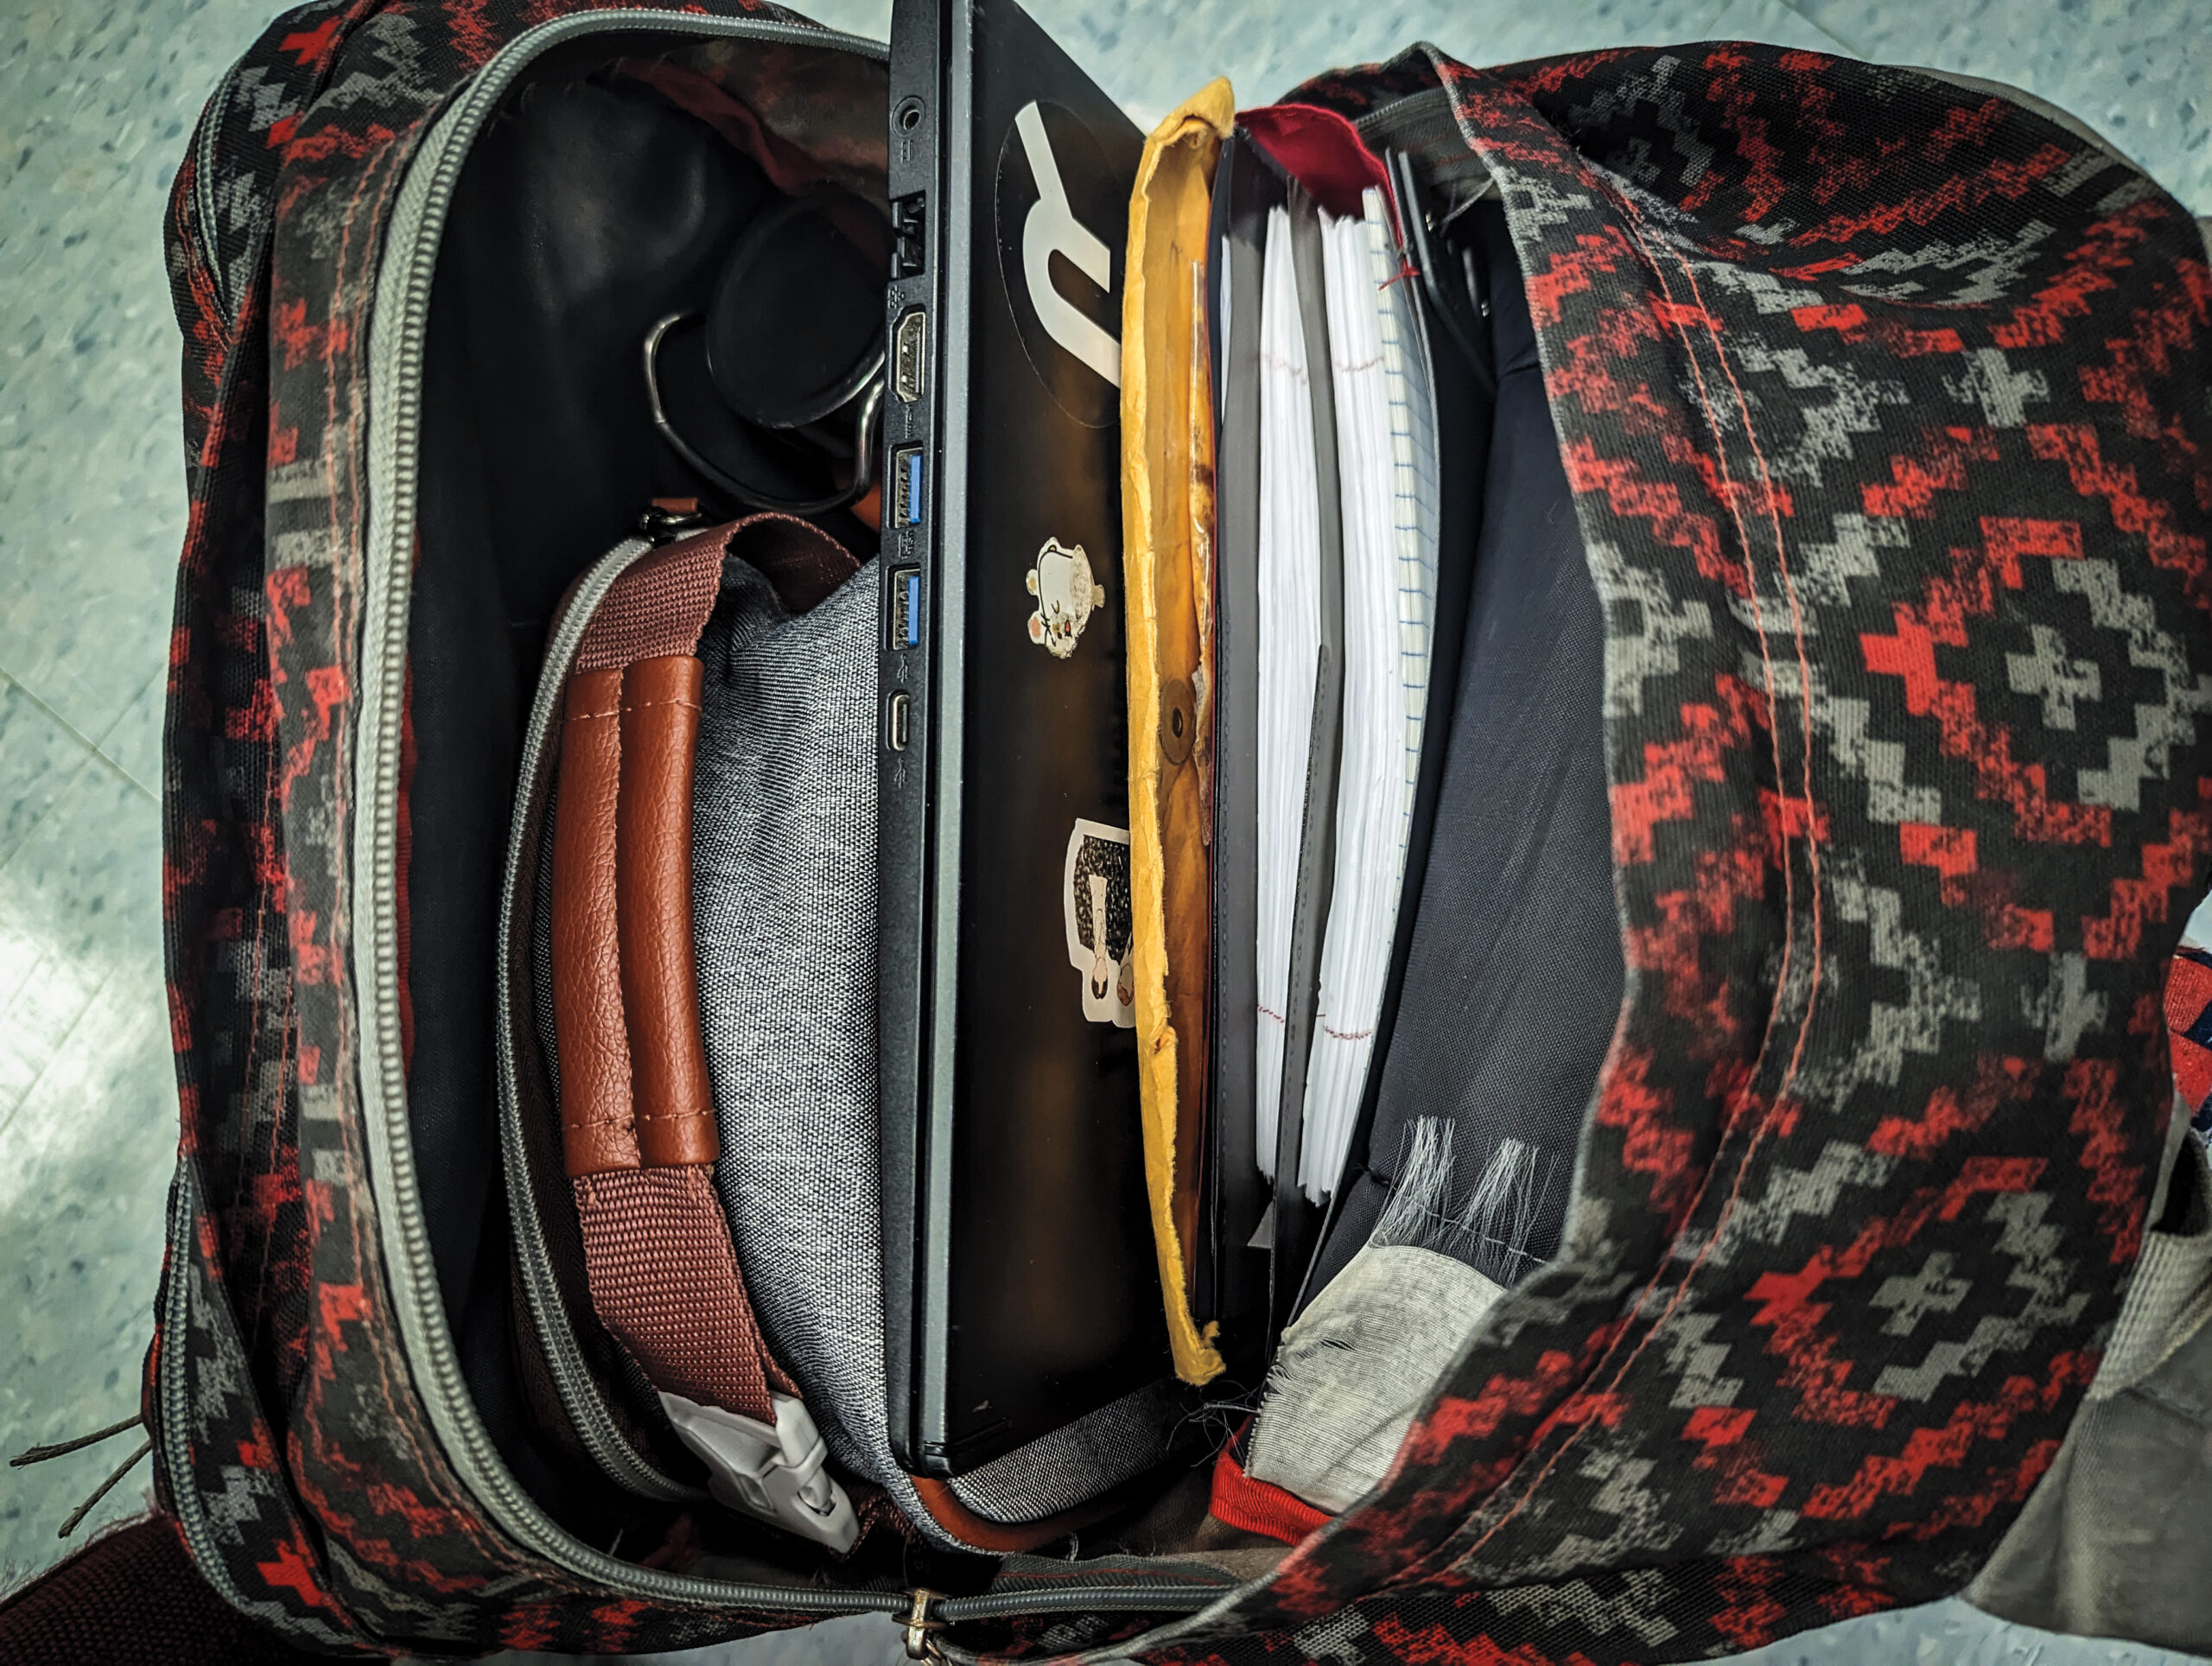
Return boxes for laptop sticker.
[995,100,1122,427]
[1026,536,1103,657]
[1063,819,1135,1027]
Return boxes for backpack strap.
[551,516,855,1434]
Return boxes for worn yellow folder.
[1121,79,1233,1385]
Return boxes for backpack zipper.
[188,56,242,325]
[158,1165,276,1632]
[355,8,902,1618]
[496,535,703,1504]
[353,4,1247,1632]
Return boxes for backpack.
[148,1,2212,1657]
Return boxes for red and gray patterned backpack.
[128,0,2212,1658]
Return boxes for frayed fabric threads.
[1246,1121,1548,1513]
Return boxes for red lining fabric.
[1209,1442,1330,1546]
[1239,101,1399,235]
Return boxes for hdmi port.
[894,309,927,403]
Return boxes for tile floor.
[1,0,2207,1658]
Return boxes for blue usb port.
[893,446,925,527]
[892,566,922,649]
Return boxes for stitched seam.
[1451,199,1800,1564]
[1438,132,1826,1576]
[618,696,702,715]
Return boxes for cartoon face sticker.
[1026,537,1103,658]
[1062,819,1135,1027]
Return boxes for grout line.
[0,677,105,876]
[0,669,160,809]
[1,672,108,770]
[86,667,164,804]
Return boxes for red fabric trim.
[2168,951,2212,1114]
[1209,1443,1330,1546]
[909,1477,1129,1555]
[1239,102,1398,233]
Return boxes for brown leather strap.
[550,514,855,1426]
[616,655,719,1168]
[553,667,639,1176]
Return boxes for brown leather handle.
[553,667,640,1176]
[546,518,854,1432]
[616,655,719,1168]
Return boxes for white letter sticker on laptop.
[995,101,1122,428]
[1063,819,1135,1027]
[1013,102,1120,389]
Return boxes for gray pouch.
[691,552,1173,1549]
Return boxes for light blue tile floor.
[1,0,2206,1660]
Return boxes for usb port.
[887,690,911,752]
[894,309,927,403]
[892,447,925,526]
[890,566,922,649]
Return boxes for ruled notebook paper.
[1253,204,1324,1182]
[1297,189,1441,1203]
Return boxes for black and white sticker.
[1063,819,1135,1027]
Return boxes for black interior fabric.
[1306,200,1624,1300]
[407,69,855,1518]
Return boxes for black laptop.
[876,0,1167,1477]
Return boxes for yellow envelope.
[1121,79,1233,1385]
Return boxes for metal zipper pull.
[638,495,714,544]
[901,1587,945,1661]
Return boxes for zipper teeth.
[159,1169,239,1606]
[1354,85,1448,136]
[356,9,899,1617]
[938,1586,1225,1622]
[496,537,701,1504]
[191,59,243,323]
